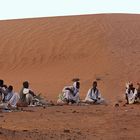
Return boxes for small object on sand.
[118,99,123,103]
[123,104,126,107]
[43,105,46,109]
[72,110,77,113]
[23,129,28,132]
[72,78,80,82]
[77,131,82,135]
[96,77,102,81]
[114,103,119,107]
[0,131,3,135]
[64,129,70,133]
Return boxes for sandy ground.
[0,14,140,139]
[0,104,140,140]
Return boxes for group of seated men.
[1,79,140,108]
[57,80,104,105]
[0,80,36,109]
[58,80,140,105]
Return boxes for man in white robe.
[19,81,35,105]
[4,85,14,102]
[8,92,20,108]
[125,82,137,104]
[85,81,104,104]
[57,81,80,104]
[0,85,20,109]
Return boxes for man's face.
[76,82,80,89]
[93,83,97,89]
[129,84,133,89]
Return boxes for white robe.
[59,82,80,103]
[0,92,20,109]
[126,89,137,104]
[85,88,103,104]
[8,92,20,107]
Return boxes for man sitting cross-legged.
[84,81,104,104]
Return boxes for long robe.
[8,92,20,107]
[85,88,103,104]
[125,88,137,104]
[58,82,80,104]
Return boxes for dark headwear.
[3,84,7,89]
[0,80,4,87]
[8,85,13,92]
[23,81,29,88]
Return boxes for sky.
[0,0,140,20]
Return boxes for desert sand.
[0,14,140,139]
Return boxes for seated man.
[4,85,14,102]
[85,81,104,104]
[7,86,20,108]
[19,81,36,105]
[125,82,137,104]
[0,85,20,109]
[57,81,80,105]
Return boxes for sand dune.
[0,14,140,101]
[0,14,140,140]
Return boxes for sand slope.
[0,14,140,101]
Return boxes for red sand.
[0,14,140,139]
